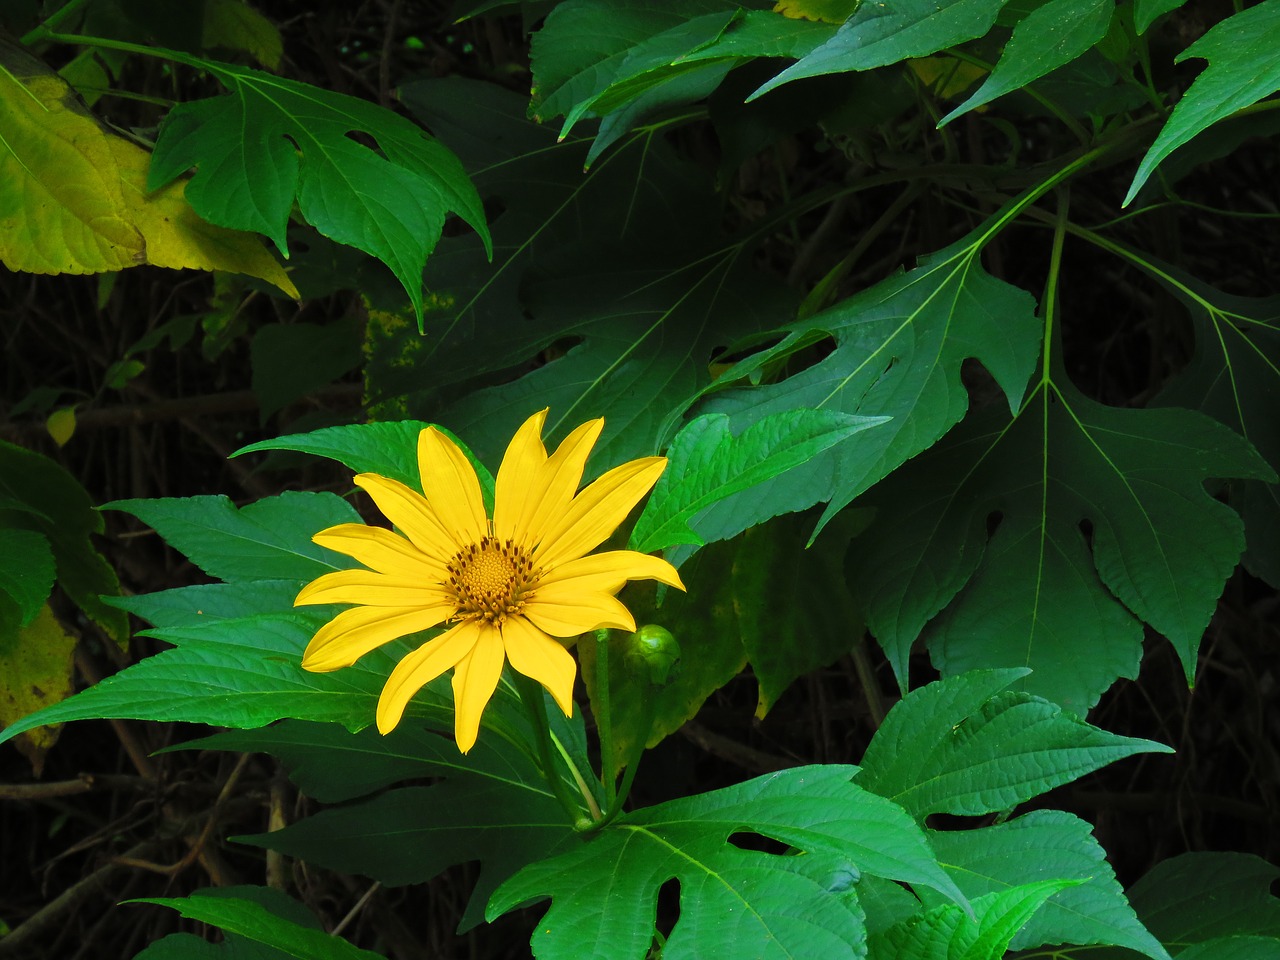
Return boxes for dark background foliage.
[1,1,1278,957]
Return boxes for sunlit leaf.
[857,670,1171,819]
[489,765,965,960]
[923,811,1169,958]
[629,409,884,554]
[869,880,1078,960]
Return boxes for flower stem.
[515,674,588,829]
[593,629,617,810]
[595,693,658,829]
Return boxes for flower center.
[447,536,535,623]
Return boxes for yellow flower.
[295,410,684,752]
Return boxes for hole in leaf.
[1079,517,1094,547]
[345,129,382,155]
[726,831,789,855]
[654,876,681,940]
[540,336,583,363]
[985,510,1004,537]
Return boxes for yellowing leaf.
[910,55,988,99]
[0,67,143,273]
[45,406,76,447]
[109,137,299,297]
[203,0,284,71]
[0,52,298,297]
[774,0,859,23]
[0,604,76,776]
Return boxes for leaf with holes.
[690,210,1041,546]
[489,764,964,960]
[145,48,489,323]
[848,373,1273,711]
[1135,253,1280,586]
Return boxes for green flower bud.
[623,624,681,686]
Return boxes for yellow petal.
[493,409,550,543]
[375,619,481,734]
[535,550,685,594]
[311,523,445,578]
[511,418,604,549]
[535,457,667,569]
[418,427,487,545]
[301,604,454,672]
[295,568,454,608]
[523,586,637,636]
[502,615,576,717]
[354,474,460,561]
[450,625,505,753]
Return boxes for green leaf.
[924,811,1169,959]
[751,0,1015,99]
[105,491,361,583]
[233,721,575,931]
[107,580,305,628]
[1135,255,1280,586]
[737,511,868,719]
[378,77,798,473]
[131,894,384,960]
[1134,0,1189,33]
[0,529,54,630]
[234,421,497,512]
[181,719,462,803]
[1126,853,1280,947]
[489,765,965,960]
[850,376,1273,710]
[857,669,1171,819]
[692,212,1041,546]
[132,886,326,960]
[1175,937,1280,960]
[585,512,865,765]
[0,439,127,644]
[145,50,490,324]
[629,409,885,554]
[869,879,1078,960]
[940,0,1114,124]
[529,0,719,122]
[250,319,362,421]
[0,612,430,744]
[1125,0,1280,205]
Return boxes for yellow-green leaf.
[0,604,76,776]
[774,0,859,23]
[45,406,76,447]
[0,52,298,297]
[0,66,142,273]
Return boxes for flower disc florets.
[448,535,535,623]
